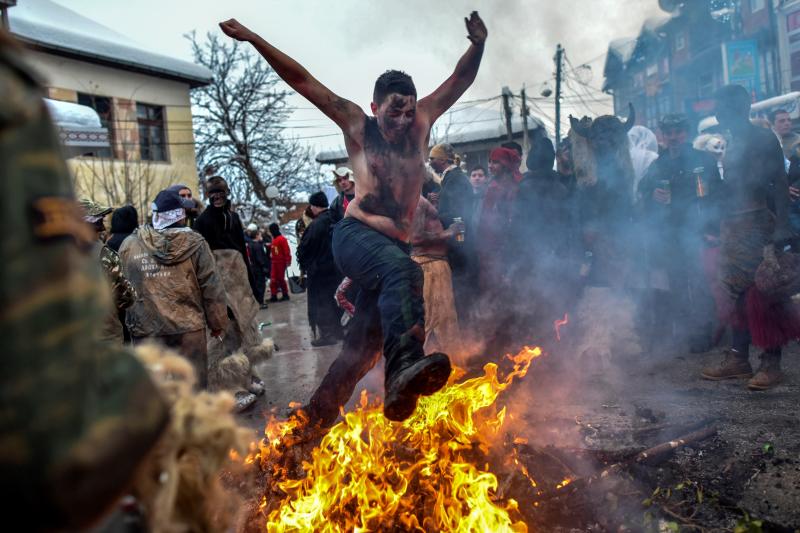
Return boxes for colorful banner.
[722,40,761,97]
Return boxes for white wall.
[24,49,192,107]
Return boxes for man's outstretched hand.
[219,18,256,42]
[465,11,487,46]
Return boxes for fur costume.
[131,343,252,533]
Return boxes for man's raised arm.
[219,19,363,133]
[418,12,487,125]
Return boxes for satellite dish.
[658,0,681,13]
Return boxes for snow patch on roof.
[10,0,212,86]
[44,98,102,128]
[608,37,637,64]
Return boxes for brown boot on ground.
[747,352,783,391]
[701,349,753,380]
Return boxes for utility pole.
[0,0,17,30]
[501,86,514,141]
[520,85,530,154]
[554,44,564,150]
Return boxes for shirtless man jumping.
[220,12,487,423]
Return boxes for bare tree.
[189,32,315,212]
[73,156,168,224]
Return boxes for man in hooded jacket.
[120,189,228,388]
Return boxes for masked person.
[0,32,168,530]
[298,192,344,346]
[194,176,270,398]
[120,190,228,389]
[219,11,486,424]
[701,85,799,390]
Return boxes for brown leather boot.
[747,351,783,390]
[701,349,753,380]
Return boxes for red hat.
[490,147,523,182]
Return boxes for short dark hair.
[769,108,791,124]
[268,223,280,237]
[501,141,523,157]
[470,165,486,175]
[714,84,751,114]
[373,70,417,105]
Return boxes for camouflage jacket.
[0,40,168,530]
[100,243,137,310]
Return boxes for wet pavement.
[236,291,385,432]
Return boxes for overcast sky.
[53,0,663,152]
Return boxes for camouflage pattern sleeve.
[0,42,168,530]
[100,244,137,309]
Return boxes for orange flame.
[554,313,569,341]
[252,346,543,532]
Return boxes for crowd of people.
[293,87,800,399]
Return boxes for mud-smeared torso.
[346,116,427,241]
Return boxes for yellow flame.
[253,346,542,532]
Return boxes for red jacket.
[270,235,292,265]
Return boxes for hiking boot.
[311,336,339,347]
[248,375,265,396]
[701,350,753,380]
[747,352,783,391]
[384,352,451,422]
[234,391,257,412]
[280,294,291,302]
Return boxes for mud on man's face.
[372,93,417,144]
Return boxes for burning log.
[533,425,718,504]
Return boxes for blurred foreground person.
[701,85,799,390]
[0,32,168,530]
[411,196,464,356]
[298,192,343,346]
[121,190,228,389]
[219,10,486,423]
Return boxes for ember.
[251,347,543,532]
[553,313,569,341]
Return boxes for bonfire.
[248,347,547,532]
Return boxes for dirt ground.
[243,293,800,531]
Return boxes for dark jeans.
[305,217,425,428]
[332,217,425,370]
